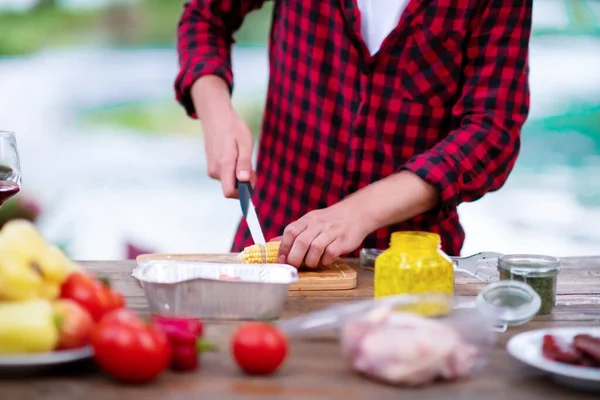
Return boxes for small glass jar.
[497,254,561,315]
[374,231,454,301]
[475,280,542,330]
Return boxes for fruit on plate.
[231,322,288,375]
[0,219,81,301]
[92,309,172,384]
[53,299,95,350]
[60,271,125,322]
[0,299,59,354]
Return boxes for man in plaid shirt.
[175,0,532,268]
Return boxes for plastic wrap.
[340,305,490,385]
[277,294,498,386]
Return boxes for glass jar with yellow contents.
[374,231,454,298]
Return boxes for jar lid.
[389,231,440,248]
[497,254,561,277]
[475,280,541,329]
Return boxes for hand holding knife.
[236,180,268,262]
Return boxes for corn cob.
[238,241,281,264]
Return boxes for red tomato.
[106,288,125,310]
[231,322,288,375]
[60,272,125,322]
[92,309,172,384]
[53,299,95,350]
[99,307,140,325]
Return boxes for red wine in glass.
[0,180,19,206]
[0,131,22,207]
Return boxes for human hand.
[276,171,440,268]
[277,202,373,268]
[201,113,255,198]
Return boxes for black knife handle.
[236,180,252,218]
[236,179,252,190]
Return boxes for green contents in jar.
[498,270,556,314]
[497,255,561,316]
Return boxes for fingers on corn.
[238,241,281,264]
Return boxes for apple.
[53,299,95,350]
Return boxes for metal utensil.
[359,248,502,283]
[236,180,267,262]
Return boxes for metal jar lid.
[497,254,561,277]
[475,280,541,330]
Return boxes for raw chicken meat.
[341,307,479,386]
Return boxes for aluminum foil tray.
[132,260,298,320]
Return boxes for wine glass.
[0,131,22,207]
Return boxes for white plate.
[507,327,600,392]
[0,346,93,370]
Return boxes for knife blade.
[236,180,268,262]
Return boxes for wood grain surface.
[135,253,358,291]
[2,256,600,400]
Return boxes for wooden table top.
[2,256,600,400]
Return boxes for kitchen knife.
[236,180,268,262]
[359,248,502,283]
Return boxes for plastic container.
[497,254,561,315]
[340,305,486,385]
[474,280,542,330]
[276,294,498,386]
[374,232,454,301]
[276,282,543,386]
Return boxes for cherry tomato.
[60,272,125,322]
[92,309,172,384]
[231,322,288,375]
[53,299,95,350]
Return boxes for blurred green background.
[0,0,599,259]
[0,0,273,55]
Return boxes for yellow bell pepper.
[43,245,82,282]
[0,300,59,354]
[0,252,43,301]
[39,281,61,300]
[0,219,80,301]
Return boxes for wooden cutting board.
[135,253,357,291]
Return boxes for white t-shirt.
[356,0,409,55]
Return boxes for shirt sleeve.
[401,0,532,214]
[174,0,267,118]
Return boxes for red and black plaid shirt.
[175,0,531,256]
